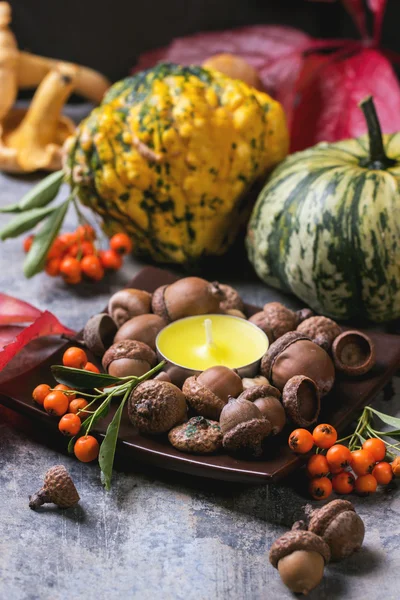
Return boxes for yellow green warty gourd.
[64,63,288,263]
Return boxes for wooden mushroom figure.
[0,1,111,173]
[0,64,77,172]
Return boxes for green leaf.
[23,199,69,277]
[0,204,58,240]
[368,408,400,429]
[51,365,121,389]
[99,394,129,491]
[0,171,64,213]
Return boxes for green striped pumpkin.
[246,97,400,322]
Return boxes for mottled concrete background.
[0,107,399,600]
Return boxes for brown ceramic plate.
[1,266,400,484]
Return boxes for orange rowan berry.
[306,454,330,478]
[81,255,104,281]
[326,444,352,471]
[32,383,51,406]
[372,462,393,485]
[60,256,82,284]
[58,232,77,247]
[74,435,99,462]
[43,391,69,417]
[391,456,400,477]
[332,471,355,494]
[362,438,386,462]
[47,238,67,260]
[23,235,34,253]
[99,249,123,270]
[76,224,96,241]
[67,243,80,258]
[69,398,90,420]
[58,413,82,436]
[110,232,132,255]
[54,383,76,400]
[309,477,332,500]
[84,362,100,373]
[288,429,314,454]
[350,449,375,476]
[355,474,377,495]
[45,257,61,276]
[312,424,337,449]
[62,347,88,369]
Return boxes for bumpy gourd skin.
[65,63,288,263]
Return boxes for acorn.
[269,525,330,594]
[182,366,243,420]
[219,284,244,313]
[306,499,365,561]
[29,465,80,510]
[238,384,285,435]
[168,416,222,454]
[263,302,298,341]
[331,330,375,376]
[82,313,118,357]
[261,332,335,396]
[282,375,320,427]
[152,277,223,322]
[108,288,152,327]
[128,380,187,434]
[224,308,246,319]
[220,397,271,456]
[102,340,156,378]
[297,316,341,351]
[248,311,274,343]
[114,314,166,350]
[241,374,270,390]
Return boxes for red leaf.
[291,49,400,151]
[0,310,75,370]
[0,293,42,325]
[133,25,314,120]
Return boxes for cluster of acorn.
[269,499,365,594]
[23,226,132,284]
[73,275,376,458]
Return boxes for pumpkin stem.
[359,96,396,170]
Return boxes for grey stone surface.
[0,111,400,600]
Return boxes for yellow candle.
[156,314,269,371]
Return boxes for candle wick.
[204,318,214,348]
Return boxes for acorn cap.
[83,313,118,357]
[238,383,281,403]
[219,284,244,312]
[182,376,226,420]
[222,417,271,456]
[297,316,341,351]
[29,465,80,510]
[261,332,310,380]
[307,499,365,561]
[102,340,156,373]
[168,416,222,454]
[282,375,320,427]
[128,380,187,434]
[263,302,297,340]
[307,500,355,537]
[331,330,375,376]
[269,530,331,568]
